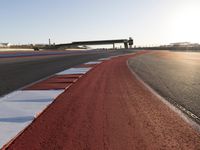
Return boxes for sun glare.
[169,2,200,43]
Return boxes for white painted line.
[84,61,102,65]
[98,58,111,61]
[0,90,63,102]
[0,90,63,148]
[56,67,91,75]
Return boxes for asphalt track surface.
[128,51,200,124]
[0,50,130,97]
[6,52,200,150]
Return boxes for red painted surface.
[25,75,82,90]
[42,77,78,83]
[25,82,72,90]
[55,74,82,79]
[5,53,200,150]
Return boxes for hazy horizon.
[0,0,200,47]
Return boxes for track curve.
[5,52,200,150]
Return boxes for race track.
[129,51,200,124]
[0,50,130,97]
[5,52,200,150]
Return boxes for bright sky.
[0,0,200,46]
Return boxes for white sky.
[0,0,200,47]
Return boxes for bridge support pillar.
[113,43,115,49]
[124,42,128,49]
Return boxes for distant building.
[170,42,200,47]
[0,43,10,48]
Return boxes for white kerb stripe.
[0,90,63,148]
[98,58,111,61]
[56,67,91,75]
[84,61,102,65]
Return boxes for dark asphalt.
[128,51,200,124]
[0,50,132,97]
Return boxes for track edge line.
[126,59,200,133]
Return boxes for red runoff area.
[6,53,200,150]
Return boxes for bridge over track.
[55,38,133,49]
[34,38,133,50]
